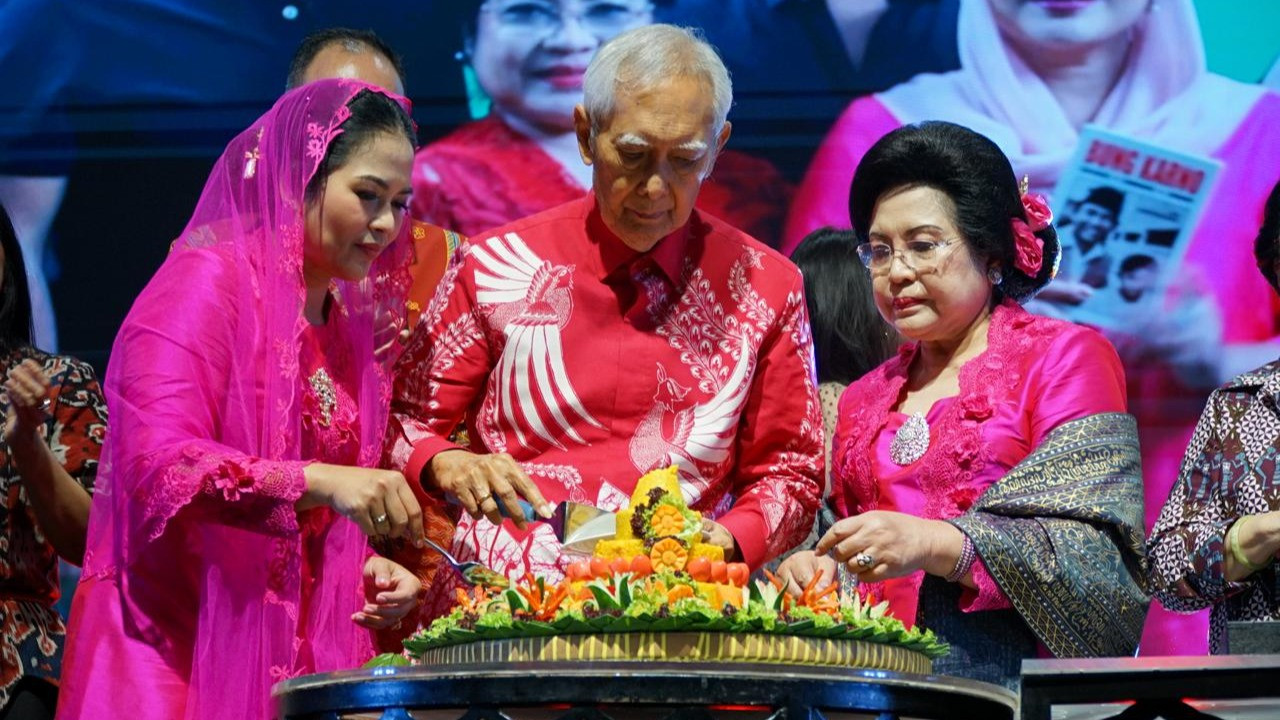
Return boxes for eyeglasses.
[856,238,961,274]
[480,1,652,38]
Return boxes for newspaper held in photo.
[1047,125,1221,330]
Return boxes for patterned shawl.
[950,412,1149,657]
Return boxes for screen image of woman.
[410,0,792,247]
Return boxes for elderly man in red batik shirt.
[386,24,823,614]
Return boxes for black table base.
[274,662,1017,720]
[1019,655,1280,720]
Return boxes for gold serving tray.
[416,632,932,674]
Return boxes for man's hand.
[428,450,553,529]
[701,519,739,561]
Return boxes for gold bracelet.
[1228,515,1270,573]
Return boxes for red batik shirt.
[387,194,822,585]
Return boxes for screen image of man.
[1061,185,1125,289]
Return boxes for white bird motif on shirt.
[473,232,604,451]
[629,334,754,502]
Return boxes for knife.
[446,496,617,554]
[546,501,618,555]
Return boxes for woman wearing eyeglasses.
[784,0,1280,655]
[409,0,791,247]
[777,122,1148,689]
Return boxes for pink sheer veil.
[79,79,415,714]
[160,76,415,474]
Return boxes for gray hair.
[583,24,732,138]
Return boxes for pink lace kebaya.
[56,80,415,719]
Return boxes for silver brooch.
[889,412,930,465]
[308,368,335,427]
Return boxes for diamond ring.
[39,398,51,411]
[854,552,875,569]
[373,513,388,525]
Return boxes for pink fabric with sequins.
[58,80,415,720]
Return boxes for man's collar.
[648,219,692,283]
[587,203,634,279]
[586,196,691,284]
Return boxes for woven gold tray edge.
[416,632,931,674]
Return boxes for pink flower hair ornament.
[1009,182,1053,276]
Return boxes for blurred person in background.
[0,200,106,720]
[664,0,960,179]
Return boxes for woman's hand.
[815,510,963,582]
[3,359,52,450]
[353,556,421,630]
[428,450,553,529]
[1224,510,1280,581]
[301,464,425,543]
[776,550,839,597]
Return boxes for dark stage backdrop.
[0,0,1277,373]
